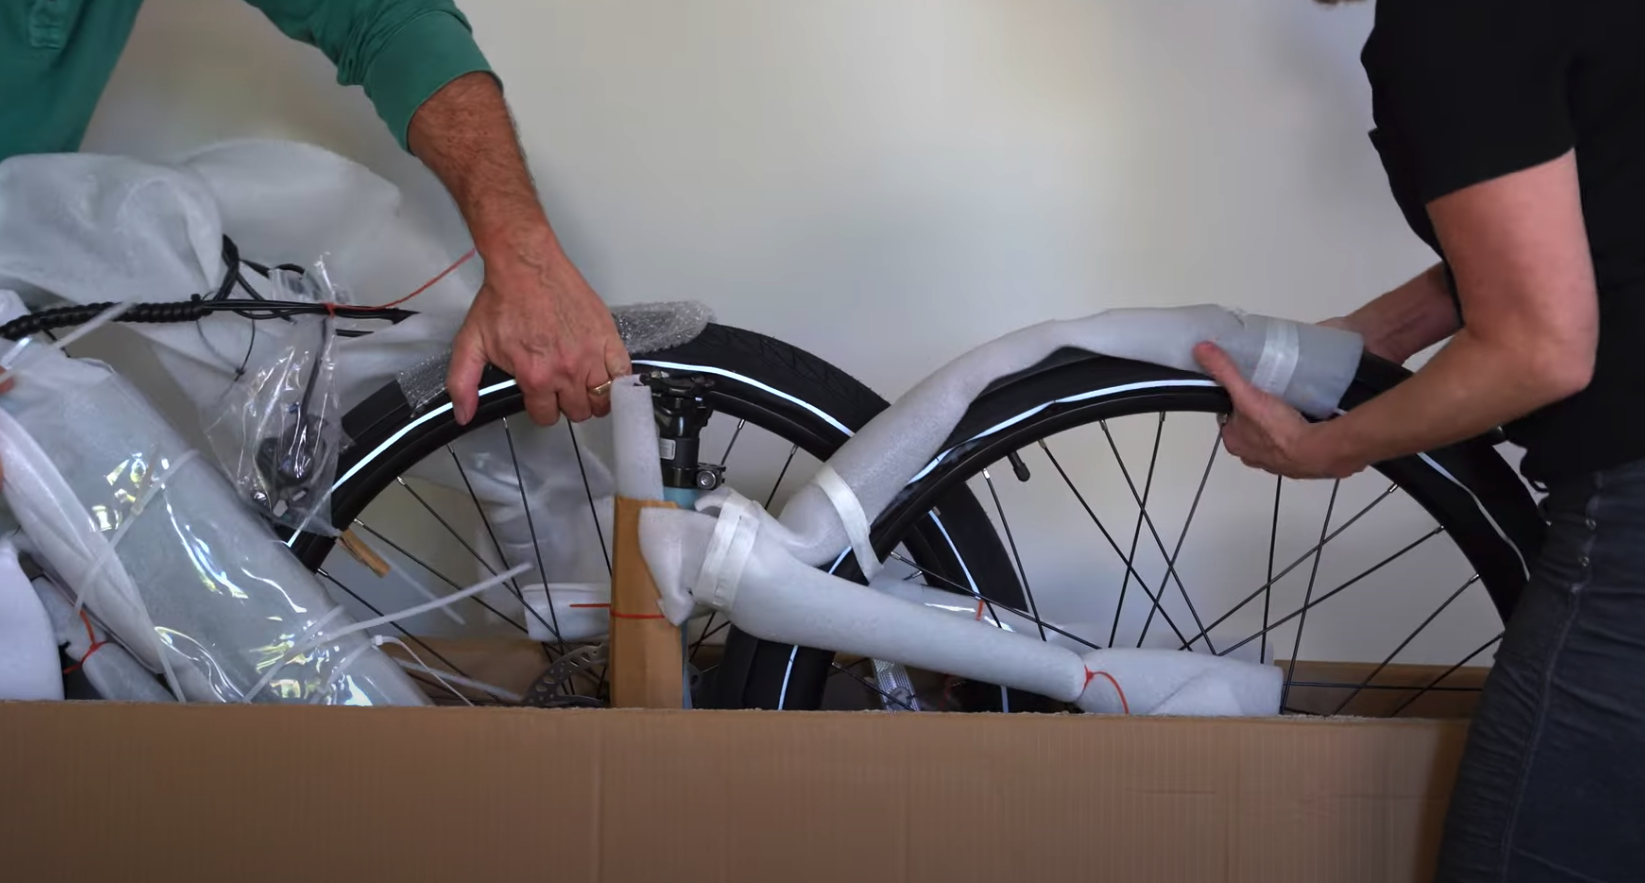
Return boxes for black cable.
[0,299,414,341]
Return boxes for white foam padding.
[640,499,1089,702]
[521,582,612,643]
[32,576,173,703]
[612,376,666,502]
[0,143,624,607]
[771,305,1362,567]
[1075,648,1282,717]
[0,344,429,705]
[0,540,62,700]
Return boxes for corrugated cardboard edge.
[0,703,1467,882]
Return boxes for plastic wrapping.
[0,338,428,706]
[203,312,342,535]
[393,301,716,414]
[611,300,715,355]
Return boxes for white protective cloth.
[0,143,616,591]
[32,575,173,703]
[0,539,62,701]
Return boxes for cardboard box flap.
[0,703,1466,882]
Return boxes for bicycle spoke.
[503,417,568,655]
[1037,441,1195,650]
[1137,425,1221,650]
[315,568,504,703]
[394,476,524,595]
[1389,633,1502,717]
[1329,574,1482,715]
[1181,484,1401,649]
[1262,476,1281,666]
[568,423,612,576]
[448,445,524,590]
[721,418,746,463]
[1101,418,1159,645]
[353,520,530,634]
[1215,525,1446,658]
[765,445,799,509]
[983,467,1048,642]
[1281,481,1340,711]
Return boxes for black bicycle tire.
[287,322,1011,696]
[720,351,1546,713]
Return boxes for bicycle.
[0,253,1541,715]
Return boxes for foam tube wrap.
[639,498,1088,702]
[0,346,428,705]
[772,305,1362,567]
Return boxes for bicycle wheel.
[717,350,1546,716]
[288,322,1008,705]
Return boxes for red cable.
[338,247,478,313]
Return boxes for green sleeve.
[242,0,495,150]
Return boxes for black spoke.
[721,419,746,463]
[394,477,524,597]
[1281,481,1340,711]
[1037,441,1195,649]
[765,445,799,509]
[447,445,523,592]
[1262,475,1282,666]
[1102,417,1216,652]
[567,423,612,576]
[1180,484,1401,649]
[502,417,568,655]
[1137,425,1221,650]
[353,520,530,634]
[315,568,505,703]
[1328,573,1482,715]
[1101,418,1159,646]
[1390,633,1502,717]
[983,467,1048,642]
[1215,525,1446,658]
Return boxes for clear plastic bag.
[202,309,342,536]
[0,342,428,705]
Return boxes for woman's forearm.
[1338,263,1461,363]
[1307,325,1587,471]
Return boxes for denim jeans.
[1434,459,1645,882]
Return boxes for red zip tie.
[1085,667,1130,715]
[61,608,108,675]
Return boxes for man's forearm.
[407,72,562,266]
[1341,263,1461,363]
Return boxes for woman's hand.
[1192,341,1368,480]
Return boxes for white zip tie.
[1252,319,1300,398]
[693,491,762,611]
[813,464,881,580]
[241,562,531,703]
[0,301,135,385]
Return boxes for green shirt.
[0,0,493,161]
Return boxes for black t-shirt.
[1361,1,1645,484]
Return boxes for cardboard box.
[0,701,1470,882]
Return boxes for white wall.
[77,0,1503,668]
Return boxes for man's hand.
[1192,341,1366,480]
[447,235,630,425]
[407,72,632,425]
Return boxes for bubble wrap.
[394,301,716,412]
